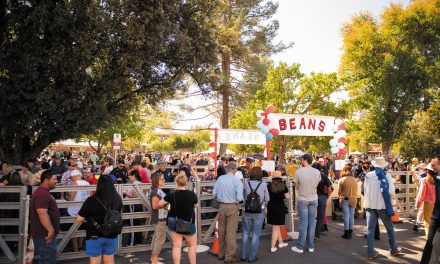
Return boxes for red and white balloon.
[329,117,346,157]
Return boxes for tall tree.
[0,0,219,163]
[340,0,440,155]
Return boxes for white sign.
[334,160,346,171]
[214,129,266,145]
[262,160,276,172]
[267,113,335,136]
[113,134,122,150]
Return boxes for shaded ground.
[61,218,425,264]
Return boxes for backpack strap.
[248,181,263,202]
[94,196,110,213]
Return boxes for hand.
[46,230,54,244]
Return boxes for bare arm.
[152,196,162,210]
[36,209,55,243]
[284,192,291,199]
[158,199,168,208]
[76,215,85,222]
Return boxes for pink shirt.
[416,178,435,208]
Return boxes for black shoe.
[323,224,329,232]
[374,236,380,240]
[413,224,418,232]
[248,258,258,263]
[240,258,247,262]
[342,230,350,239]
[314,236,319,242]
[348,229,353,239]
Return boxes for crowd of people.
[0,149,439,264]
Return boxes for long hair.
[426,169,435,184]
[94,175,122,210]
[151,172,164,189]
[249,166,263,181]
[271,178,286,193]
[312,162,322,172]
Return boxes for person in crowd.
[277,164,288,177]
[89,152,99,166]
[213,162,244,263]
[338,166,358,239]
[178,156,199,182]
[30,170,60,264]
[158,173,198,264]
[217,157,228,177]
[312,162,332,241]
[122,170,143,246]
[27,158,40,174]
[131,162,150,184]
[138,161,151,183]
[33,162,50,186]
[19,163,34,186]
[150,172,168,264]
[50,155,67,176]
[61,161,77,185]
[66,170,90,252]
[84,168,97,185]
[267,171,289,252]
[110,160,128,183]
[241,166,270,262]
[155,161,173,183]
[414,163,428,231]
[101,158,114,175]
[421,155,440,264]
[0,161,14,184]
[415,163,436,239]
[364,157,402,260]
[76,175,122,264]
[291,154,320,254]
[318,158,329,177]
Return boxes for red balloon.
[210,152,216,158]
[338,123,346,130]
[262,118,270,126]
[266,105,275,114]
[338,149,347,156]
[269,128,280,136]
[208,142,216,147]
[338,137,346,144]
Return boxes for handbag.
[173,191,192,235]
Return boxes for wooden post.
[213,128,218,176]
[266,140,271,160]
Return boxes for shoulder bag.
[174,191,192,235]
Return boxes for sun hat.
[371,157,389,169]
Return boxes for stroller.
[331,196,361,220]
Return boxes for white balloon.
[339,130,347,137]
[256,110,264,117]
[331,146,339,154]
[338,142,345,149]
[332,124,339,132]
[333,133,340,140]
[329,139,338,147]
[256,120,263,128]
[335,118,343,126]
[261,125,270,134]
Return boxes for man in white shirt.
[364,157,402,260]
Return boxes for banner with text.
[214,129,267,145]
[267,114,335,136]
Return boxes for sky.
[167,0,411,130]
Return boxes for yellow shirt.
[287,164,299,181]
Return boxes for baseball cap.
[71,170,82,177]
[246,157,254,163]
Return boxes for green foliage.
[340,0,440,154]
[0,0,219,162]
[149,129,210,153]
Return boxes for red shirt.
[30,186,60,238]
[140,168,150,183]
[85,177,97,185]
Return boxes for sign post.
[113,133,121,166]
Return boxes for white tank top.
[68,180,90,216]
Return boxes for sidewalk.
[61,218,425,264]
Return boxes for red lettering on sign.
[300,118,306,129]
[318,120,326,132]
[289,118,296,129]
[279,119,287,130]
[308,119,316,130]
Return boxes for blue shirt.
[213,173,243,203]
[244,180,270,205]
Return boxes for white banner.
[267,113,335,136]
[262,160,276,172]
[213,129,266,145]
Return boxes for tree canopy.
[0,0,219,162]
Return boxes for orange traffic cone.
[209,215,220,256]
[281,225,288,241]
[391,197,402,223]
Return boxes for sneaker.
[308,248,315,253]
[270,247,277,253]
[278,243,288,248]
[314,237,319,242]
[290,246,304,254]
[391,247,402,256]
[413,224,418,232]
[368,254,378,260]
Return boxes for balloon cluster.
[329,117,347,156]
[256,105,280,140]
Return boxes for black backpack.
[93,196,123,237]
[245,182,262,213]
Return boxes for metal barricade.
[0,186,28,264]
[388,171,416,218]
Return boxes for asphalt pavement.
[60,218,425,264]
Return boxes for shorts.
[85,237,117,257]
[167,217,196,236]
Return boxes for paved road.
[61,218,425,264]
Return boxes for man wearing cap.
[50,156,67,176]
[364,157,402,260]
[291,154,321,254]
[217,157,228,177]
[60,161,77,185]
[110,160,128,183]
[155,161,173,183]
[421,155,440,263]
[213,162,243,263]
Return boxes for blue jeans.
[342,200,354,230]
[32,236,57,264]
[366,209,398,257]
[241,211,265,261]
[296,199,318,250]
[315,195,327,238]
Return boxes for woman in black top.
[159,172,198,264]
[312,162,332,240]
[76,175,122,264]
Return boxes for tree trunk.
[382,142,392,158]
[219,52,231,156]
[0,135,50,164]
[277,136,287,163]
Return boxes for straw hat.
[371,157,389,169]
[272,171,283,178]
